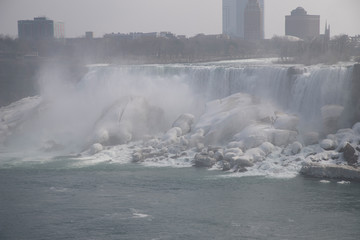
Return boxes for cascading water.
[0,60,358,176]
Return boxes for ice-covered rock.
[341,143,358,166]
[245,147,266,162]
[195,93,276,144]
[233,156,254,168]
[93,96,165,146]
[162,127,182,144]
[172,113,194,135]
[290,141,303,155]
[194,153,216,168]
[320,139,336,151]
[90,143,104,155]
[335,128,354,140]
[189,129,205,147]
[233,124,270,149]
[225,148,243,157]
[214,150,224,161]
[301,162,360,180]
[259,142,275,156]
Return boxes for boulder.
[245,148,266,162]
[194,153,216,168]
[221,161,231,171]
[320,139,336,151]
[259,142,275,156]
[234,125,269,149]
[172,113,195,135]
[189,129,205,147]
[132,151,143,163]
[300,162,360,180]
[233,157,254,168]
[90,143,103,155]
[342,143,358,166]
[162,127,182,144]
[290,141,303,155]
[214,150,224,161]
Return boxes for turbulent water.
[1,59,360,239]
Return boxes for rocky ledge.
[300,162,360,181]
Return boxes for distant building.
[159,32,176,39]
[85,31,94,39]
[18,17,64,40]
[222,0,264,39]
[104,32,132,40]
[285,7,320,40]
[54,21,65,38]
[244,0,264,40]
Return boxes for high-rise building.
[244,0,263,40]
[18,17,65,40]
[285,7,320,40]
[222,0,264,39]
[54,21,65,39]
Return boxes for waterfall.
[0,60,356,155]
[103,62,354,130]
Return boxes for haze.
[0,0,359,38]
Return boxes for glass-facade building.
[222,0,264,39]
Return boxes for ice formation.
[0,60,359,179]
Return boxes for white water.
[0,59,357,176]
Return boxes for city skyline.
[0,0,359,39]
[223,0,264,39]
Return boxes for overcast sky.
[0,0,359,38]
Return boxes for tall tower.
[222,0,264,39]
[244,0,264,40]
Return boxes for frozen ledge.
[300,162,360,181]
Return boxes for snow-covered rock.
[290,141,303,155]
[301,162,360,180]
[162,127,182,144]
[172,113,194,135]
[233,124,270,149]
[259,142,275,156]
[194,153,216,168]
[195,93,276,144]
[90,143,104,155]
[320,139,336,150]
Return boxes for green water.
[0,164,360,240]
